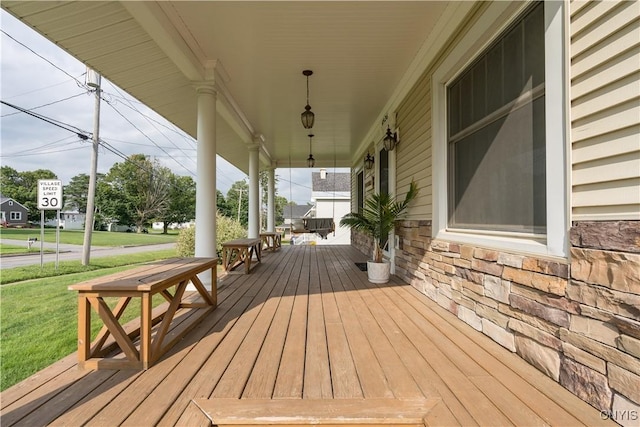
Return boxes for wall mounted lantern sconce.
[301,70,315,129]
[307,133,315,168]
[383,125,398,151]
[364,153,375,170]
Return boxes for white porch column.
[195,84,217,286]
[267,166,275,232]
[248,144,260,238]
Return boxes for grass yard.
[0,247,194,390]
[0,268,170,391]
[0,250,178,285]
[0,228,178,246]
[0,243,52,255]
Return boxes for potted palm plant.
[340,180,419,283]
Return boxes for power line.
[0,99,90,140]
[102,98,196,177]
[0,135,82,157]
[1,92,87,117]
[4,76,84,100]
[100,136,196,151]
[1,29,85,86]
[103,84,197,147]
[1,144,88,158]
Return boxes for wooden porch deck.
[1,245,613,426]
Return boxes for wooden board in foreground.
[193,398,440,426]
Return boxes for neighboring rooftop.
[312,172,351,192]
[282,204,312,220]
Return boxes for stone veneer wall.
[352,221,640,425]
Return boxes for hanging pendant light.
[307,133,315,168]
[301,70,315,129]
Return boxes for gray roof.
[0,194,28,209]
[283,204,312,219]
[312,172,351,192]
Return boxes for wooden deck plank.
[0,354,78,409]
[136,248,298,426]
[272,248,310,399]
[322,248,400,399]
[84,266,264,426]
[211,247,301,398]
[468,375,550,426]
[47,370,144,426]
[303,247,333,399]
[242,248,304,398]
[1,362,92,426]
[357,281,514,426]
[332,247,477,426]
[167,248,299,426]
[393,283,612,426]
[316,249,363,399]
[14,370,121,427]
[1,245,617,427]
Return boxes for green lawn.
[0,250,178,391]
[0,228,178,246]
[0,243,51,255]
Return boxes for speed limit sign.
[38,180,63,210]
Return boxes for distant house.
[310,170,351,245]
[281,204,312,231]
[0,194,29,227]
[44,211,86,230]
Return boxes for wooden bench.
[260,231,282,251]
[68,257,218,370]
[221,238,262,274]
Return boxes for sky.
[0,10,330,206]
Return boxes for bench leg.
[78,295,91,368]
[244,248,251,274]
[140,293,152,369]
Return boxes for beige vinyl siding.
[396,71,432,220]
[570,0,640,220]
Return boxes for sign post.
[37,180,63,269]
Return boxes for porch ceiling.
[1,1,451,173]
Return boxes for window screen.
[447,2,546,234]
[357,170,364,215]
[379,147,389,196]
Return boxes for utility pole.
[237,186,243,222]
[82,69,101,266]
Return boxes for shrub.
[176,226,196,257]
[176,212,247,257]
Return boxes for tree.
[216,189,233,218]
[100,154,170,232]
[0,166,58,222]
[258,170,288,229]
[156,174,196,234]
[225,180,249,227]
[64,173,105,213]
[275,195,288,225]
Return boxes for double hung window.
[447,2,545,235]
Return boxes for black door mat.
[355,262,367,271]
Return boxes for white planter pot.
[367,260,390,284]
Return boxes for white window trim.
[10,211,22,221]
[432,1,569,259]
[376,137,397,269]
